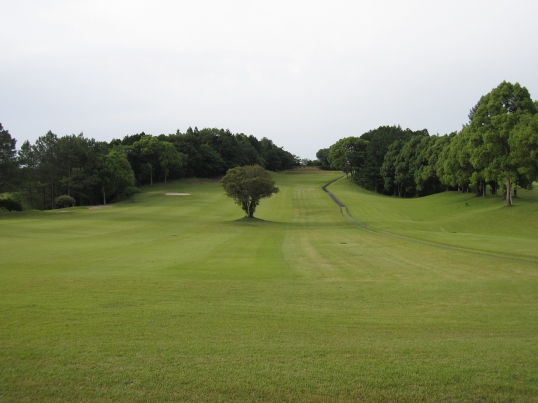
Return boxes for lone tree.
[221,165,279,218]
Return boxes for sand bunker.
[166,193,190,196]
[89,205,112,209]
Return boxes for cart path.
[322,176,538,265]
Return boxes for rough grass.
[1,172,537,402]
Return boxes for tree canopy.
[327,137,368,180]
[1,125,297,210]
[98,150,135,205]
[221,165,279,218]
[0,124,19,193]
[466,81,537,205]
[318,81,538,205]
[3,80,537,211]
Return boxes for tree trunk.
[482,180,486,197]
[28,181,34,209]
[102,185,107,205]
[506,176,512,206]
[150,169,153,186]
[67,161,71,196]
[247,200,255,218]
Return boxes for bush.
[55,195,76,208]
[124,186,141,202]
[0,197,23,212]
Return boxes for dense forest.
[2,80,537,211]
[0,126,299,210]
[319,81,538,206]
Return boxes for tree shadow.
[224,217,349,230]
[232,217,273,224]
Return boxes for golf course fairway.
[1,169,537,402]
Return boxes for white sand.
[166,193,190,196]
[89,205,112,209]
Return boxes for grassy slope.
[1,171,537,402]
[332,177,538,260]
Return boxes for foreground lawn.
[1,171,537,402]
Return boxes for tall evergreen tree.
[0,123,19,193]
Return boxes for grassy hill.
[331,176,538,261]
[1,170,537,402]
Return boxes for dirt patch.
[166,193,190,196]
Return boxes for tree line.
[0,125,299,210]
[318,81,538,206]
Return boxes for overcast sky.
[2,0,537,158]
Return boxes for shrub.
[55,195,76,208]
[124,186,141,202]
[0,197,23,212]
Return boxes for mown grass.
[1,171,537,402]
[331,177,538,261]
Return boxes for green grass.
[331,177,538,260]
[1,171,538,402]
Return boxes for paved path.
[321,176,370,231]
